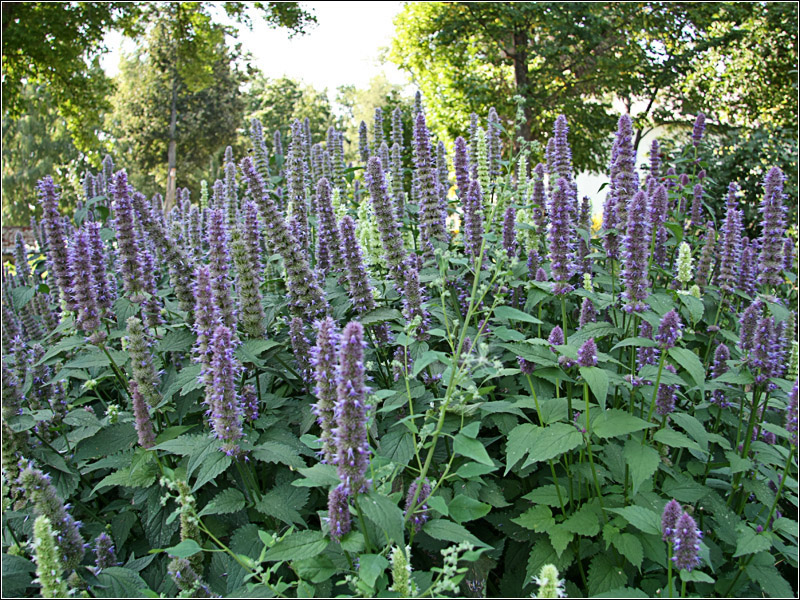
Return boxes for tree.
[389,2,772,173]
[1,83,88,225]
[108,20,245,200]
[245,75,340,148]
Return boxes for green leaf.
[734,527,772,557]
[612,533,643,570]
[624,440,660,495]
[669,412,709,452]
[164,539,203,558]
[360,492,405,545]
[606,506,661,535]
[456,462,498,478]
[162,364,202,400]
[152,434,207,456]
[592,588,648,598]
[668,347,705,389]
[678,293,704,324]
[610,337,658,351]
[157,329,195,353]
[75,423,138,461]
[292,463,340,488]
[569,322,623,347]
[506,423,538,474]
[292,555,338,583]
[521,485,567,507]
[427,495,449,516]
[359,307,403,326]
[422,519,489,548]
[252,442,306,469]
[358,554,389,587]
[725,450,753,474]
[580,366,608,409]
[92,567,150,598]
[453,432,494,466]
[191,451,232,492]
[563,503,601,537]
[198,488,246,517]
[255,485,308,526]
[679,569,714,583]
[587,553,628,596]
[746,552,795,598]
[548,524,574,557]
[521,423,583,468]
[511,505,554,532]
[662,474,710,503]
[412,350,447,378]
[653,428,704,453]
[379,427,415,466]
[493,305,542,324]
[713,370,754,385]
[264,530,328,562]
[593,410,655,439]
[236,339,280,364]
[1,553,35,596]
[448,495,491,523]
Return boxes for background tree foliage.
[390,2,797,190]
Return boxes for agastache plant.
[37,176,73,308]
[757,167,787,289]
[413,111,447,255]
[547,178,574,295]
[207,324,244,456]
[621,191,651,311]
[312,317,340,464]
[366,157,407,285]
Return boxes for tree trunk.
[512,30,533,147]
[165,74,178,214]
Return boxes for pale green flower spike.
[389,545,419,597]
[583,273,594,292]
[200,180,209,209]
[356,199,385,268]
[789,340,798,380]
[677,242,694,286]
[688,284,701,298]
[531,564,567,598]
[477,126,490,200]
[32,515,70,599]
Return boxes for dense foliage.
[1,97,798,599]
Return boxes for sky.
[101,1,410,96]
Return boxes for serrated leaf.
[157,329,196,353]
[264,530,328,562]
[563,503,600,537]
[427,495,449,516]
[713,370,754,385]
[292,463,340,488]
[624,440,660,495]
[668,347,705,390]
[494,305,542,324]
[378,428,415,466]
[679,569,714,583]
[506,423,538,474]
[448,495,491,523]
[453,432,494,466]
[412,350,447,377]
[191,451,232,492]
[612,533,643,570]
[1,553,35,596]
[669,412,709,452]
[255,484,308,526]
[358,554,389,587]
[611,337,658,351]
[292,555,338,583]
[92,567,150,598]
[662,474,710,503]
[653,428,704,453]
[359,307,403,326]
[165,539,203,558]
[422,519,489,547]
[198,488,246,517]
[521,423,583,468]
[588,553,628,596]
[521,485,566,507]
[360,492,405,545]
[678,293,704,324]
[152,434,208,456]
[75,423,138,460]
[593,410,655,439]
[162,364,202,400]
[734,527,772,557]
[252,441,306,469]
[746,552,794,598]
[580,366,608,409]
[548,524,574,557]
[606,506,661,535]
[236,339,280,364]
[511,505,554,532]
[592,588,648,598]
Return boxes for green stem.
[764,446,794,530]
[645,352,667,427]
[583,383,606,519]
[352,494,375,552]
[667,541,674,598]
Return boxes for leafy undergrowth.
[2,105,797,598]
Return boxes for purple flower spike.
[535,267,548,282]
[717,207,743,293]
[94,531,118,570]
[786,380,798,447]
[739,299,763,354]
[454,136,471,195]
[611,114,638,231]
[547,178,574,295]
[315,178,343,276]
[339,216,381,327]
[579,298,596,329]
[413,111,448,255]
[662,499,683,541]
[358,121,369,163]
[692,113,706,146]
[656,366,678,416]
[312,318,340,464]
[672,512,702,571]
[207,208,237,331]
[130,380,156,449]
[655,310,683,350]
[757,167,787,289]
[690,183,704,226]
[328,484,351,541]
[366,157,407,285]
[548,326,564,348]
[110,171,147,303]
[578,338,598,367]
[405,478,432,532]
[463,180,485,259]
[334,321,371,495]
[518,357,535,375]
[710,344,731,407]
[207,324,244,456]
[621,190,651,312]
[290,317,313,384]
[69,227,101,332]
[36,177,72,308]
[648,184,669,268]
[503,206,517,259]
